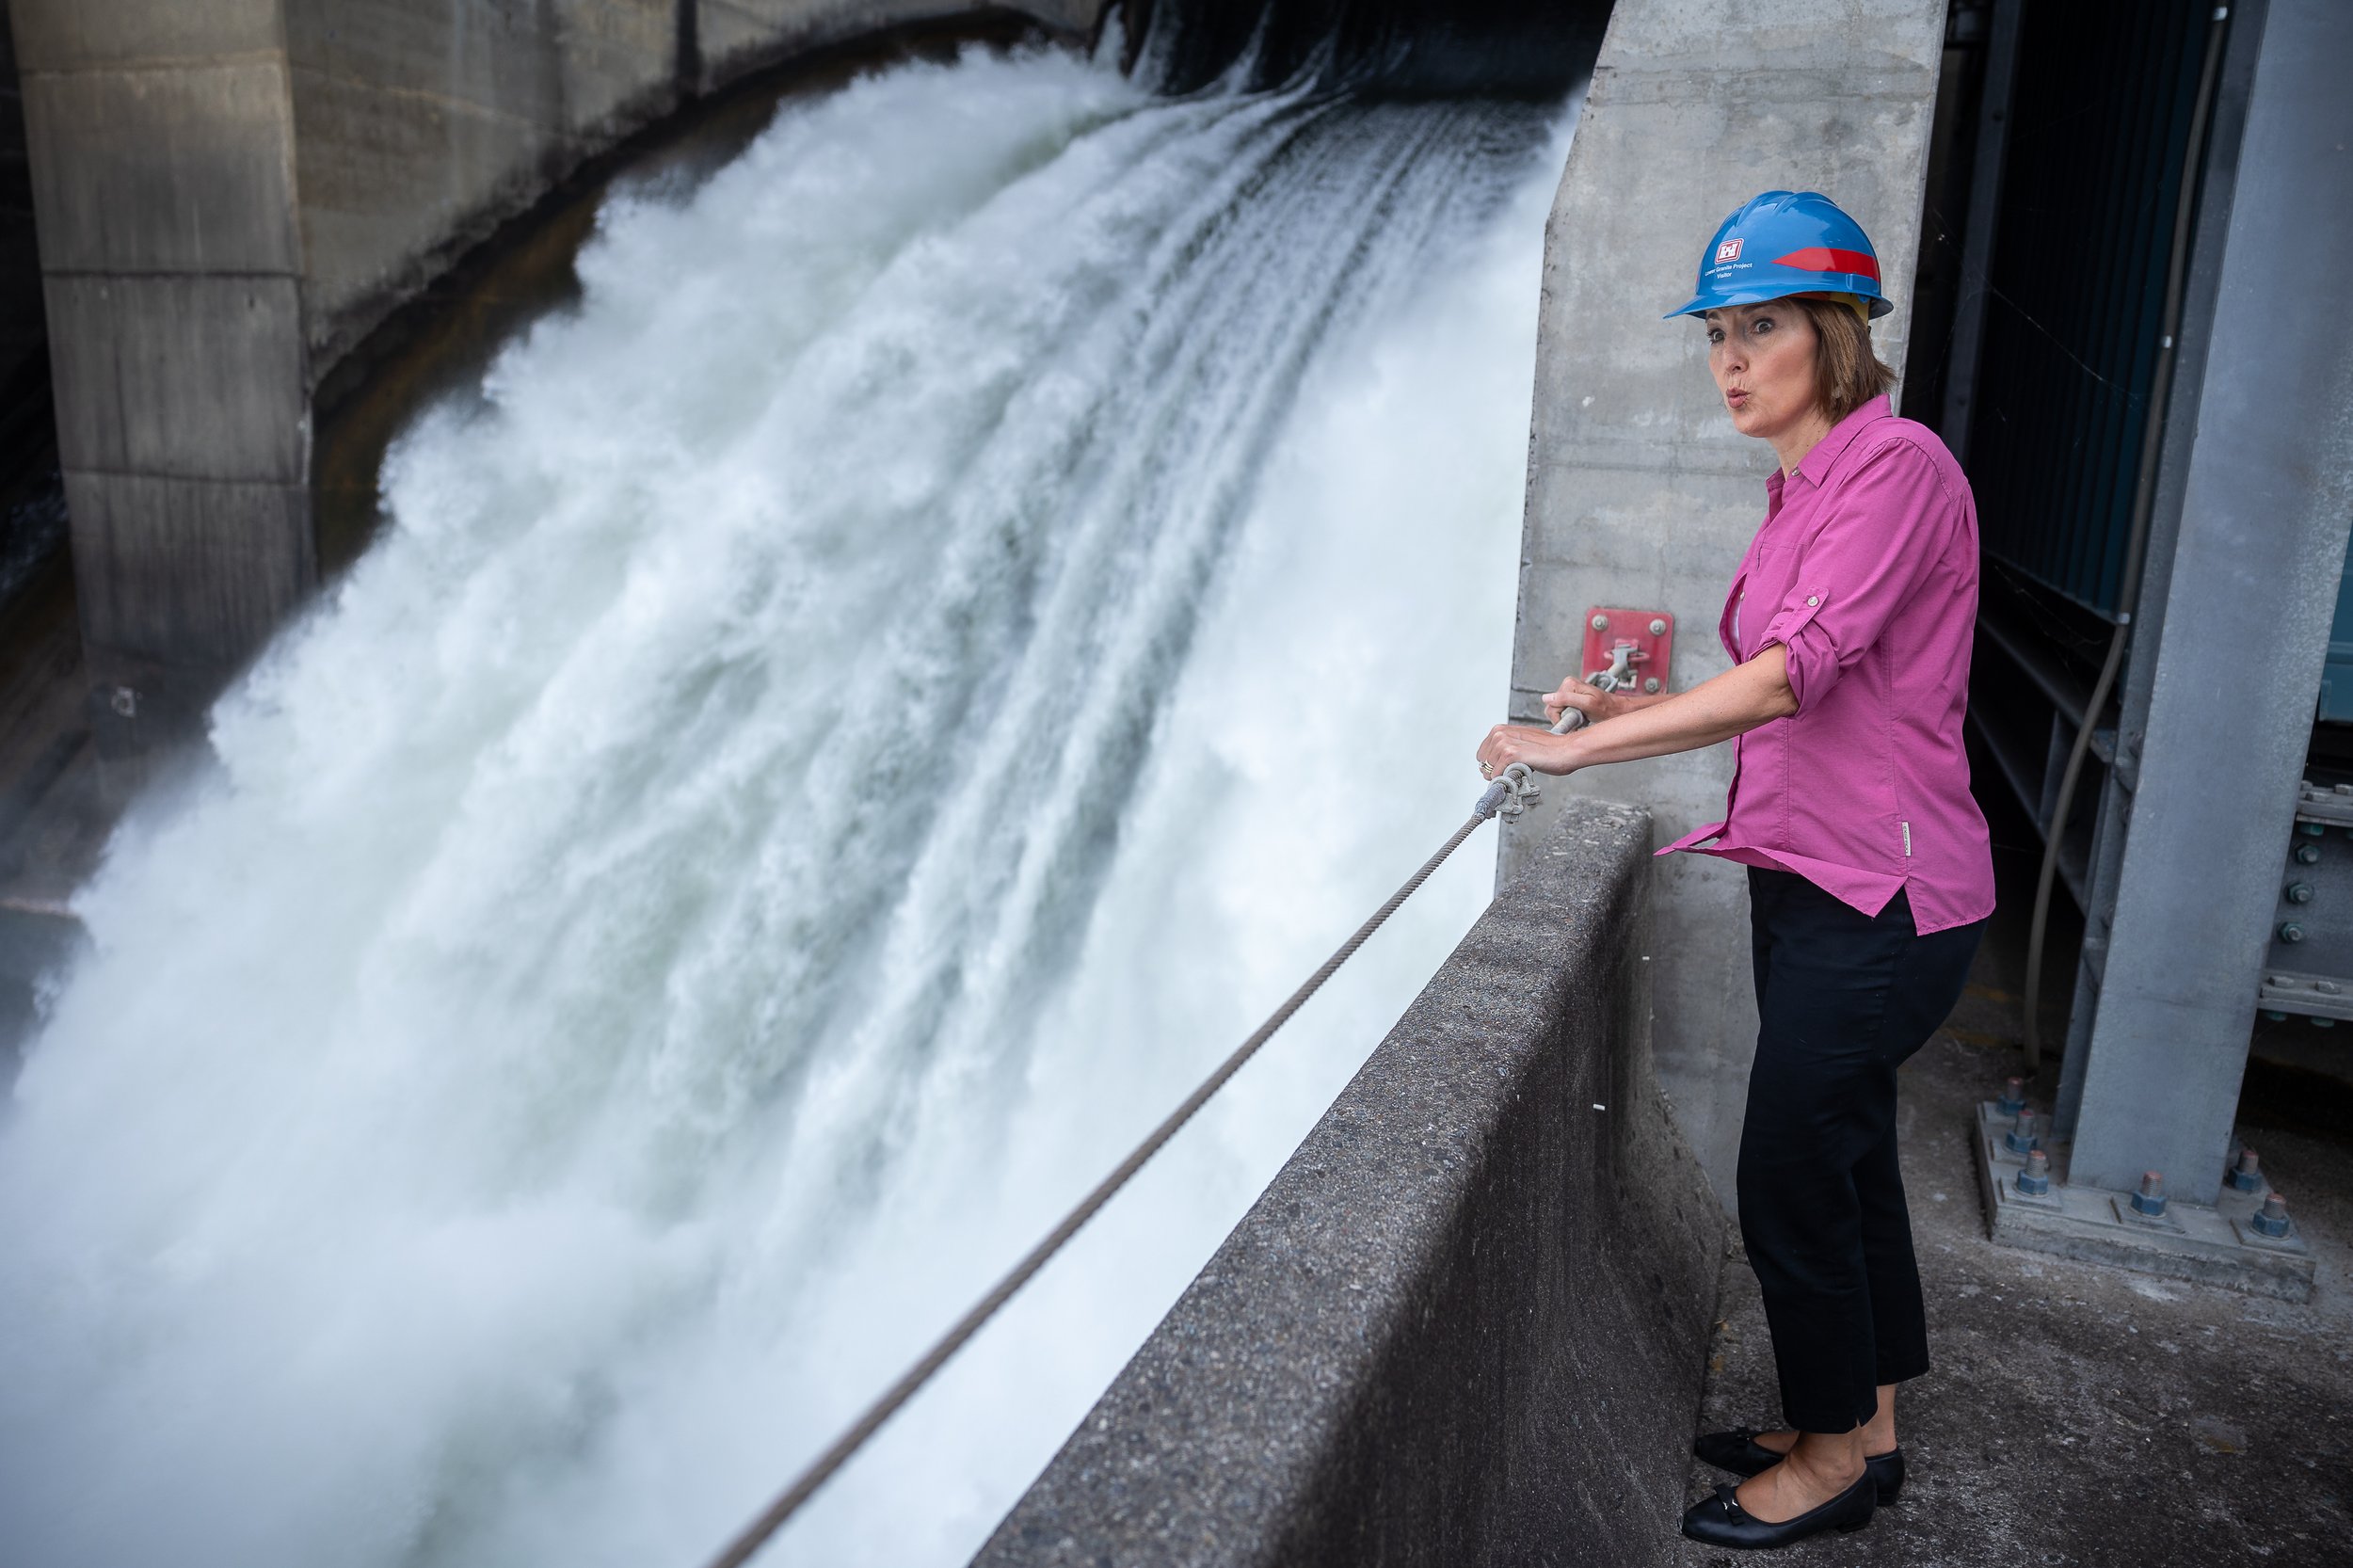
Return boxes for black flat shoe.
[1693,1429,1907,1502]
[1680,1469,1876,1549]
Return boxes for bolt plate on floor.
[1973,1102,2313,1301]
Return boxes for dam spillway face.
[1133,0,1606,97]
[0,15,1608,1568]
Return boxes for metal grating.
[1966,0,2213,620]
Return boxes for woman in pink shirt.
[1477,190,1994,1551]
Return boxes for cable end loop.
[1476,762,1542,821]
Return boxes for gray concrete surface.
[1678,972,2353,1567]
[976,800,1726,1567]
[7,0,1110,776]
[1505,0,1949,1218]
[284,0,1107,376]
[10,0,313,770]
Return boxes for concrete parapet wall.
[1503,0,1947,1213]
[976,800,1723,1567]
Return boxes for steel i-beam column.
[2063,0,2353,1207]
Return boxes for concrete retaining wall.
[1502,0,1948,1214]
[6,0,1109,776]
[975,800,1723,1567]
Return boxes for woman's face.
[1704,302,1819,445]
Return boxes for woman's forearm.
[1570,646,1796,767]
[1546,680,1677,726]
[1479,646,1795,778]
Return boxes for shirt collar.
[1787,393,1895,493]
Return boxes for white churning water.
[0,42,1578,1568]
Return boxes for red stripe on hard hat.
[1770,247,1881,282]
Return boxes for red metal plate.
[1577,607,1674,696]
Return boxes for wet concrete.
[1674,956,2353,1567]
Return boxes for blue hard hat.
[1664,190,1893,320]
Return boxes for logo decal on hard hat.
[1716,238,1744,264]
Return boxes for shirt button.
[1806,595,1819,606]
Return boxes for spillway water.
[0,40,1577,1568]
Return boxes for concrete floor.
[1673,974,2353,1566]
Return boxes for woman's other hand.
[1477,723,1582,779]
[1544,675,1625,728]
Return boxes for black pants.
[1737,868,1985,1433]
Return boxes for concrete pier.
[7,0,1109,775]
[1502,0,1948,1213]
[13,0,315,760]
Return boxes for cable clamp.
[1478,761,1540,821]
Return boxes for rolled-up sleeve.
[1757,440,1957,713]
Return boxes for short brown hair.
[1792,296,1897,424]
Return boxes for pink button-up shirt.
[1657,394,1995,934]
